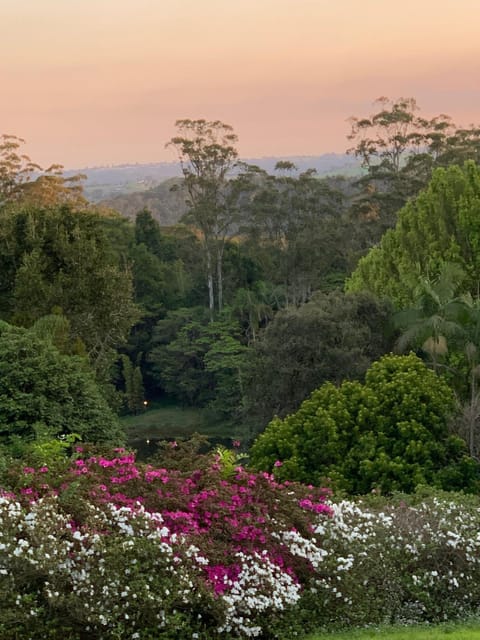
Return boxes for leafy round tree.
[245,290,393,427]
[0,322,124,447]
[347,161,480,307]
[250,353,478,494]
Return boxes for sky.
[1,0,480,169]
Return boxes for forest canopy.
[2,100,480,491]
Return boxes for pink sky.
[2,0,479,169]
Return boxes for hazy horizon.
[2,0,480,170]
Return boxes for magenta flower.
[274,460,283,468]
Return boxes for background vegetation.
[2,99,480,638]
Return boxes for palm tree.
[395,263,480,457]
[451,295,480,457]
[394,262,467,370]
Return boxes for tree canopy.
[0,322,123,448]
[245,290,394,427]
[250,354,476,493]
[0,134,86,208]
[167,119,240,316]
[347,161,480,307]
[0,204,139,381]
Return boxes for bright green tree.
[0,322,124,448]
[347,162,480,307]
[250,354,477,494]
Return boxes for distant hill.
[68,153,360,203]
[64,163,182,203]
[238,154,361,176]
[100,178,189,225]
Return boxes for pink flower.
[38,466,49,473]
[98,457,115,468]
[23,467,35,474]
[232,440,241,448]
[274,460,283,468]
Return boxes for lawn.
[122,400,250,458]
[304,621,480,640]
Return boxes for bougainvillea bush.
[0,444,332,639]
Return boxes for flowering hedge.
[300,492,480,630]
[2,447,480,639]
[0,446,332,639]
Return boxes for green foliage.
[24,432,82,473]
[0,204,139,383]
[120,355,145,414]
[245,290,394,428]
[0,322,124,448]
[393,262,467,359]
[250,353,477,493]
[213,445,248,479]
[134,208,166,257]
[130,243,192,313]
[241,166,349,304]
[149,310,248,418]
[29,311,79,354]
[347,162,480,307]
[228,282,276,343]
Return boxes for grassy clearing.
[122,401,249,457]
[303,621,480,640]
[122,402,211,440]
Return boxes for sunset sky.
[2,0,479,169]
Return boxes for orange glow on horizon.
[1,0,479,168]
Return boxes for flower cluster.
[300,493,480,629]
[4,448,479,638]
[0,448,332,639]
